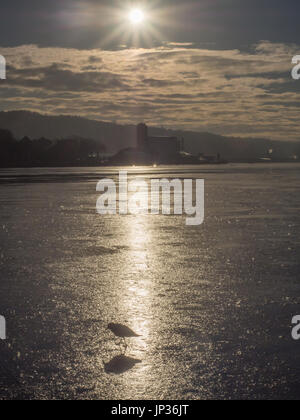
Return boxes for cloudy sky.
[0,0,299,139]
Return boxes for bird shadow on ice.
[103,354,142,375]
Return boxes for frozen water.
[0,163,299,400]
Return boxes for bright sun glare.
[129,9,144,24]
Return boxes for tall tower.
[137,123,148,150]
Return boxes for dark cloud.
[141,78,180,88]
[6,63,129,92]
[225,71,290,80]
[88,56,103,64]
[259,80,300,94]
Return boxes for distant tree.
[0,129,16,166]
[32,137,53,164]
[0,130,106,167]
[16,136,33,164]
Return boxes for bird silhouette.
[107,323,140,352]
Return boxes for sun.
[129,9,145,24]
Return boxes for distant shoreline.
[1,160,300,170]
[0,162,299,186]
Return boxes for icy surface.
[0,163,300,400]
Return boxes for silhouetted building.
[147,136,180,160]
[110,123,226,165]
[137,123,148,150]
[136,123,180,162]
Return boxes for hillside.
[0,110,299,161]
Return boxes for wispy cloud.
[0,41,299,140]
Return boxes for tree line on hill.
[1,111,300,162]
[0,129,106,167]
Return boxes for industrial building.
[137,123,181,161]
[110,123,224,165]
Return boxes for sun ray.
[94,1,180,50]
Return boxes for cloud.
[6,63,129,92]
[88,55,103,64]
[141,78,181,88]
[0,41,299,140]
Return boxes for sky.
[0,0,300,139]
